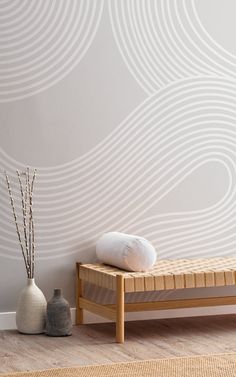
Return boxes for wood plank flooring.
[1,314,236,373]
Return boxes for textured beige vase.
[16,278,47,334]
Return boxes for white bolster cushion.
[96,232,157,272]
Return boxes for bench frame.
[75,261,236,343]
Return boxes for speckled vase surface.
[46,288,72,337]
[16,278,47,334]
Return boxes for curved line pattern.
[1,78,236,260]
[109,0,236,94]
[0,0,104,102]
[1,1,236,266]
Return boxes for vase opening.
[27,278,35,286]
[54,288,62,297]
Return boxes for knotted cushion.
[96,232,156,272]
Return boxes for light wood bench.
[76,258,236,343]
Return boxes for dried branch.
[30,169,37,278]
[4,171,30,277]
[26,168,31,278]
[16,170,29,270]
[4,168,37,279]
[24,170,29,268]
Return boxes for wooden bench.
[75,258,236,343]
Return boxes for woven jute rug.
[2,353,236,377]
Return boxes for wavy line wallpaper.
[1,0,236,312]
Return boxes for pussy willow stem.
[16,170,29,271]
[5,171,30,277]
[30,169,37,278]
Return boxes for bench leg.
[116,274,125,343]
[76,262,84,325]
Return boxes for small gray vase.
[46,288,72,337]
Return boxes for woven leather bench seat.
[79,258,236,292]
[76,258,236,343]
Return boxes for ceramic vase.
[16,278,47,334]
[46,288,72,336]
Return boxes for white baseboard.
[0,312,17,330]
[1,306,236,330]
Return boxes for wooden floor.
[1,315,236,373]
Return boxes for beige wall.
[1,0,236,311]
